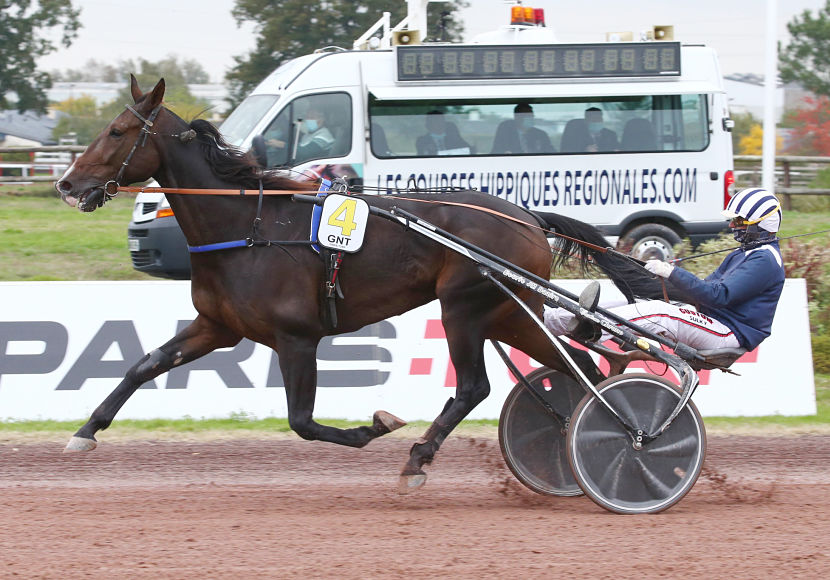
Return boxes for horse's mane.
[188,119,315,192]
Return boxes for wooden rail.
[4,146,830,197]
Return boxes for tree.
[51,56,210,84]
[99,57,214,121]
[779,1,830,96]
[51,58,214,145]
[51,95,102,144]
[785,95,830,156]
[0,0,81,113]
[737,124,784,155]
[729,111,759,153]
[227,0,468,107]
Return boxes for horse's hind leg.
[399,311,491,493]
[64,315,241,452]
[278,335,407,448]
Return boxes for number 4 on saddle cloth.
[310,179,371,328]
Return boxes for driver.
[543,188,786,351]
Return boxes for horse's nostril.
[56,180,72,194]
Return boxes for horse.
[55,76,663,492]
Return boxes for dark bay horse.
[55,77,659,492]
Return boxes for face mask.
[588,122,602,135]
[517,118,531,130]
[303,119,319,133]
[430,132,445,140]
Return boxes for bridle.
[99,103,163,204]
[99,103,195,206]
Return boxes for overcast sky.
[36,0,829,83]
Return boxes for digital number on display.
[396,43,681,81]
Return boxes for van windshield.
[220,94,280,147]
[368,94,708,158]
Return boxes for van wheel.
[618,224,682,261]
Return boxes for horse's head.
[56,75,169,212]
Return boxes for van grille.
[131,250,155,268]
[128,228,148,238]
[141,202,158,215]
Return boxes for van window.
[368,95,709,158]
[220,94,280,148]
[258,92,352,168]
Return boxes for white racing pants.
[543,299,741,351]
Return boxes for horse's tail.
[536,212,682,303]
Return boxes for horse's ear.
[147,78,166,109]
[129,74,142,103]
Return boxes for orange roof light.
[510,5,525,25]
[524,7,534,22]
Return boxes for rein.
[671,227,830,264]
[116,184,640,266]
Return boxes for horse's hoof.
[374,410,407,433]
[398,473,427,494]
[63,436,97,453]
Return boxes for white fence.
[0,146,84,183]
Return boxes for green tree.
[0,0,81,113]
[779,0,830,96]
[227,0,467,107]
[100,57,214,121]
[52,55,210,84]
[51,95,102,144]
[50,58,216,145]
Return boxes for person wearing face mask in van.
[295,106,336,163]
[491,103,555,154]
[416,110,471,156]
[584,107,619,152]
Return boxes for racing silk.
[668,241,785,350]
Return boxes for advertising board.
[0,280,815,421]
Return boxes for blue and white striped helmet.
[722,188,782,232]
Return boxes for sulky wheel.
[498,368,586,496]
[567,373,706,514]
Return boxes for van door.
[250,90,363,184]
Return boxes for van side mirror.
[251,135,268,167]
[722,118,735,132]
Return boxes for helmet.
[722,188,781,247]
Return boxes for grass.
[1,185,828,434]
[0,184,152,281]
[2,376,827,439]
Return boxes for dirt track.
[1,434,828,578]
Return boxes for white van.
[128,1,734,279]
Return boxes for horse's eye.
[109,128,123,138]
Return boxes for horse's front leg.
[64,315,241,452]
[278,336,406,448]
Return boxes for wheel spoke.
[633,456,673,498]
[644,433,699,458]
[648,388,676,434]
[607,390,639,427]
[549,437,571,484]
[597,446,628,499]
[574,428,627,450]
[510,423,555,449]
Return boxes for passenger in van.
[621,117,658,151]
[544,188,785,352]
[371,122,392,156]
[491,103,555,154]
[415,110,471,156]
[584,107,619,152]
